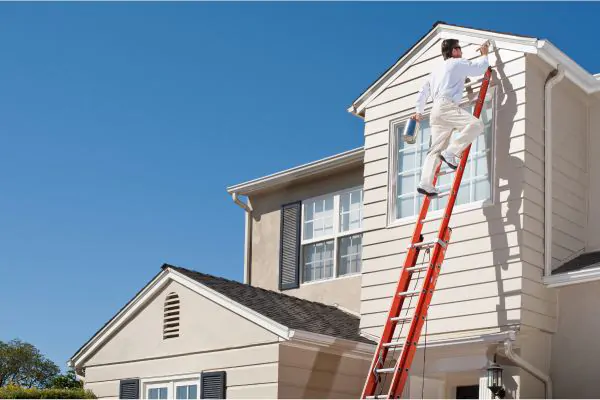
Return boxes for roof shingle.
[164,264,374,345]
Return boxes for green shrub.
[0,384,96,399]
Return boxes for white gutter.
[537,41,600,95]
[503,334,552,398]
[544,65,565,278]
[232,192,253,285]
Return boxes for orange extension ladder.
[361,65,494,399]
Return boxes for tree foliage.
[0,339,60,389]
[49,369,83,390]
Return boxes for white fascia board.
[350,24,539,117]
[349,27,440,117]
[537,40,600,94]
[226,147,364,196]
[543,264,600,288]
[69,270,171,367]
[70,268,291,368]
[288,329,376,359]
[439,25,538,50]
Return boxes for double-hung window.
[145,378,199,400]
[300,187,363,283]
[390,87,495,222]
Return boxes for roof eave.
[537,40,600,94]
[287,329,376,358]
[69,267,293,369]
[226,147,364,196]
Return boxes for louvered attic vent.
[163,292,180,339]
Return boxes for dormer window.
[163,292,180,339]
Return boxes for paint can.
[402,117,420,144]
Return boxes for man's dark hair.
[441,39,460,60]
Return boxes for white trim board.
[543,264,600,288]
[69,267,292,369]
[349,23,600,118]
[226,147,364,196]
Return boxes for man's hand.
[412,113,422,121]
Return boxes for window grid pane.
[395,94,493,220]
[303,197,334,240]
[339,235,362,276]
[302,240,334,282]
[340,189,363,232]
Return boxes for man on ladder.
[413,39,490,197]
[360,38,495,400]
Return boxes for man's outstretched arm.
[459,42,490,76]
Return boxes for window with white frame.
[391,88,495,221]
[145,378,199,400]
[300,187,363,283]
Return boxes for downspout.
[232,192,253,285]
[544,65,565,277]
[504,336,552,398]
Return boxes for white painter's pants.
[419,98,485,187]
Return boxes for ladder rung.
[383,341,404,349]
[437,191,452,198]
[375,367,396,374]
[398,289,421,297]
[390,315,412,323]
[437,169,454,176]
[366,396,387,399]
[409,238,447,249]
[407,265,429,272]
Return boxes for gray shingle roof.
[552,251,600,275]
[164,264,375,345]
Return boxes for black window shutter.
[119,378,140,399]
[279,201,301,290]
[201,371,226,399]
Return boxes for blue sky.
[0,2,598,371]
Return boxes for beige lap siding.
[359,39,549,338]
[525,57,588,270]
[277,344,372,399]
[84,343,280,398]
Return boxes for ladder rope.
[421,314,428,400]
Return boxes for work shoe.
[417,183,439,197]
[440,150,459,170]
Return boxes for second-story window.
[390,87,496,221]
[300,187,363,283]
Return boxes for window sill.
[300,272,361,287]
[543,264,600,288]
[387,199,493,229]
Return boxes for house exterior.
[69,22,600,399]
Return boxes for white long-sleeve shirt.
[415,55,489,114]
